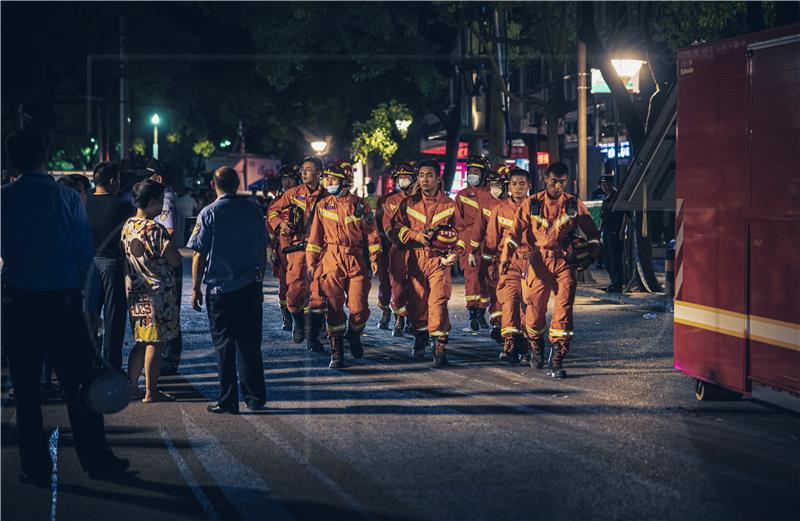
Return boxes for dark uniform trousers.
[206,281,266,411]
[602,232,624,288]
[162,263,183,370]
[2,287,108,476]
[95,256,128,371]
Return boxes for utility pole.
[577,41,588,200]
[119,17,129,162]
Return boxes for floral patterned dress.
[121,217,180,343]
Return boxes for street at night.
[3,2,800,520]
[3,256,799,521]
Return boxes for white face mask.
[397,178,412,190]
[490,186,503,199]
[467,174,481,187]
[326,184,342,195]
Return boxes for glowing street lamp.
[610,59,645,89]
[394,118,412,134]
[310,140,328,154]
[150,113,161,159]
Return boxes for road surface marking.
[181,409,295,521]
[160,425,220,521]
[49,427,59,521]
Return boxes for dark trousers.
[95,257,128,372]
[206,282,266,410]
[162,263,183,370]
[603,233,624,288]
[2,288,108,476]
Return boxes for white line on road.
[49,426,59,521]
[244,415,379,521]
[181,408,296,521]
[159,424,220,521]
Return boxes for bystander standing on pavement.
[188,167,268,414]
[146,158,184,374]
[599,173,624,293]
[121,179,182,402]
[1,129,129,486]
[86,162,135,371]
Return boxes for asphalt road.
[3,259,799,521]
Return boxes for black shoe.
[329,335,345,369]
[19,471,50,488]
[245,401,265,411]
[281,306,293,331]
[378,309,391,330]
[490,326,502,344]
[530,338,545,369]
[477,309,490,329]
[548,346,568,378]
[306,312,324,352]
[207,403,239,415]
[392,315,405,338]
[85,451,130,479]
[468,308,480,331]
[291,312,306,344]
[347,329,363,359]
[433,337,448,367]
[412,331,429,360]
[498,336,520,364]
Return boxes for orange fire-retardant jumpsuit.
[391,190,464,337]
[501,191,600,349]
[380,190,411,318]
[305,193,382,335]
[483,197,531,336]
[267,183,323,314]
[468,194,505,326]
[455,185,494,310]
[374,191,394,313]
[267,198,292,308]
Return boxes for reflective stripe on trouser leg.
[462,250,482,309]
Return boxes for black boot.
[490,325,502,344]
[291,312,306,344]
[329,335,345,369]
[306,312,324,352]
[412,330,429,360]
[468,308,480,331]
[346,327,363,359]
[548,344,568,378]
[477,308,490,330]
[433,336,448,367]
[517,336,531,363]
[392,315,405,338]
[498,335,520,364]
[530,337,545,369]
[378,308,391,330]
[281,305,293,332]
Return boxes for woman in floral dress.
[121,179,182,402]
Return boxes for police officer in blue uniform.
[187,166,268,414]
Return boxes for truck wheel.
[695,379,743,401]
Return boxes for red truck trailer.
[674,25,800,401]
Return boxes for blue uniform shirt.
[1,172,95,291]
[186,194,267,294]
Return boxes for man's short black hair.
[301,157,322,171]
[545,162,569,178]
[93,161,120,188]
[214,166,240,193]
[146,157,172,181]
[58,174,89,194]
[5,129,47,173]
[417,159,441,175]
[509,168,530,182]
[132,178,165,209]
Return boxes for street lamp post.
[150,113,160,159]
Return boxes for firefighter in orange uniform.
[391,159,462,366]
[267,156,324,347]
[467,164,510,343]
[455,155,494,331]
[377,162,417,337]
[500,163,600,378]
[305,161,382,368]
[374,166,396,330]
[267,164,301,331]
[483,168,533,362]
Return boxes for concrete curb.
[575,285,674,312]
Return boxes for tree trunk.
[545,105,560,163]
